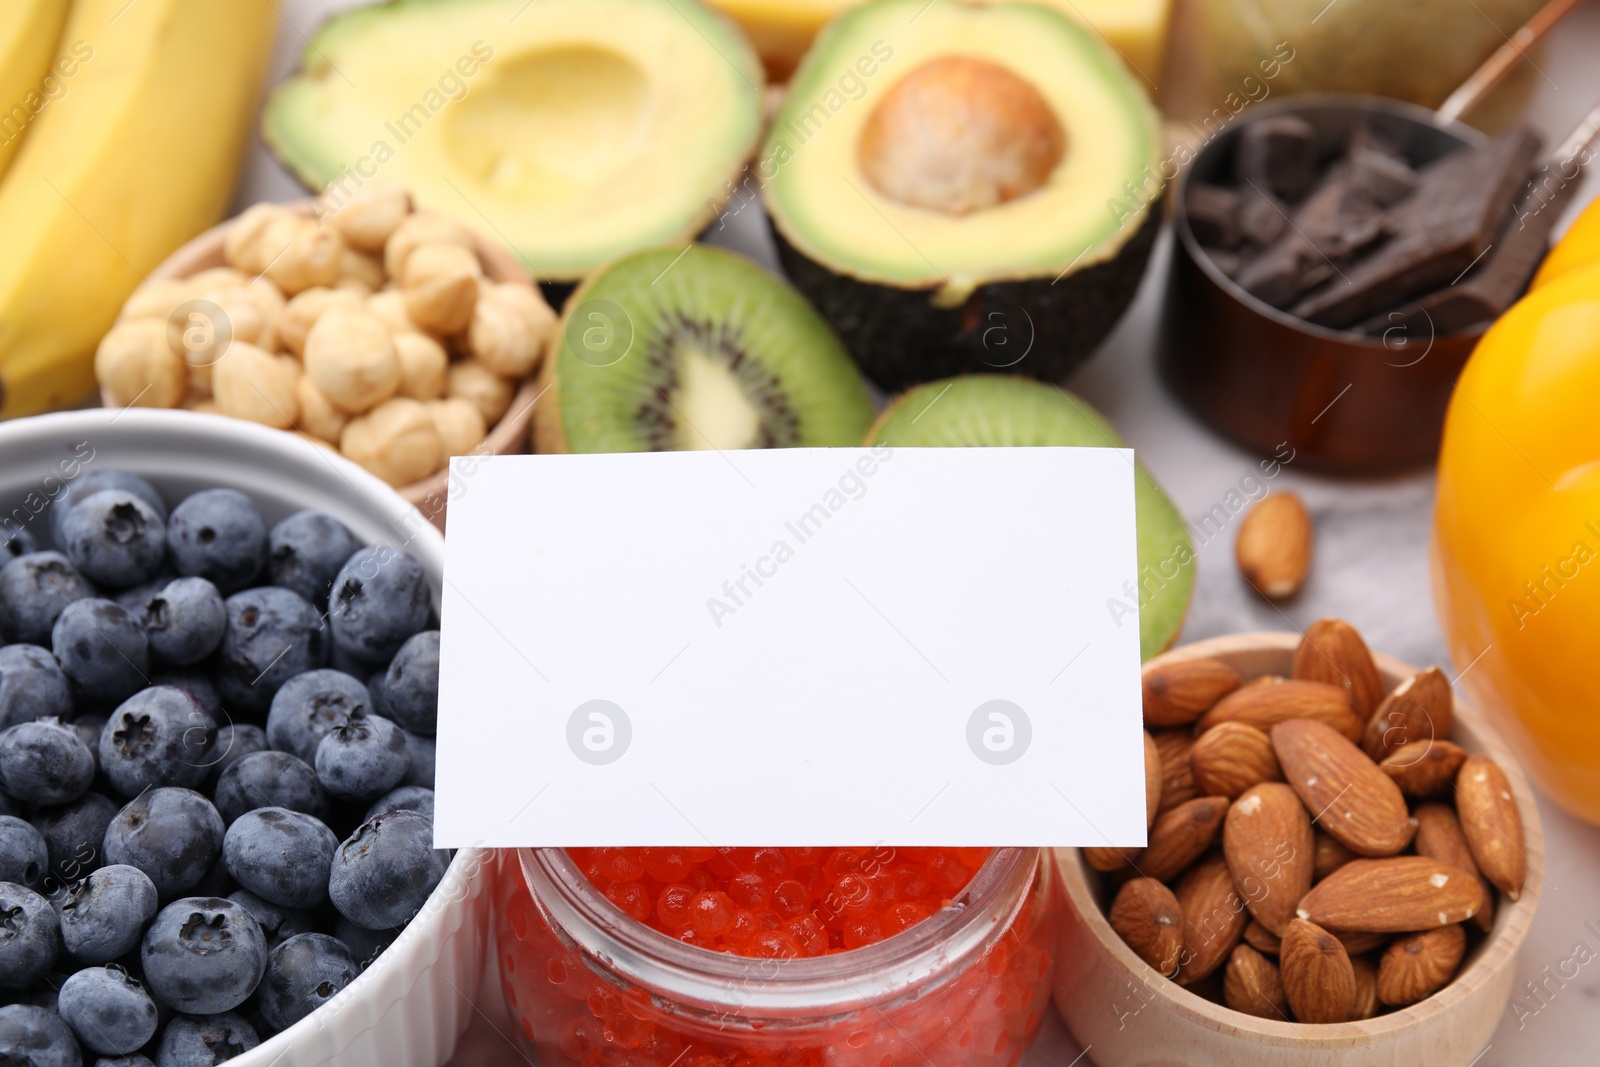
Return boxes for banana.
[0,0,70,178]
[0,0,277,419]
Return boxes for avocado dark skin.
[772,210,1159,390]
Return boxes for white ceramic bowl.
[0,408,490,1067]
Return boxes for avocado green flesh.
[551,246,874,453]
[869,376,1193,660]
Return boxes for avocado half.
[762,0,1164,391]
[262,0,764,287]
[868,376,1194,660]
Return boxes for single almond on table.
[1152,729,1198,815]
[1377,924,1467,1006]
[1223,782,1313,936]
[1413,802,1494,933]
[1143,657,1241,728]
[1272,719,1412,857]
[1313,832,1358,882]
[1197,679,1363,743]
[1236,492,1313,599]
[1456,755,1527,901]
[1109,877,1184,977]
[1350,955,1380,1020]
[1225,944,1289,1019]
[1192,722,1281,799]
[1143,797,1230,882]
[1175,853,1248,985]
[1083,846,1140,873]
[1243,919,1281,955]
[1293,618,1384,721]
[1362,667,1453,761]
[1280,918,1356,1024]
[1381,739,1468,798]
[1144,730,1162,829]
[1296,857,1485,933]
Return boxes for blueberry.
[0,1003,80,1067]
[0,644,73,730]
[0,553,93,645]
[314,713,407,801]
[0,791,19,819]
[363,786,434,823]
[328,548,431,665]
[143,579,225,668]
[164,490,266,596]
[113,573,175,619]
[204,725,266,790]
[266,512,360,612]
[1,524,39,567]
[213,587,325,714]
[374,631,438,735]
[68,715,106,766]
[102,789,223,901]
[401,730,435,789]
[56,864,159,966]
[98,688,216,798]
[0,720,95,807]
[212,752,327,826]
[256,932,358,1032]
[60,491,167,592]
[264,670,370,764]
[140,897,265,1015]
[221,809,337,910]
[95,1057,155,1067]
[154,1011,258,1066]
[0,816,48,890]
[0,882,59,989]
[52,599,149,705]
[224,890,311,950]
[331,914,399,968]
[31,792,118,885]
[328,810,447,930]
[148,673,220,721]
[189,859,237,902]
[51,470,167,548]
[58,965,160,1054]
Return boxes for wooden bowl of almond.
[1052,624,1542,1066]
[94,180,552,529]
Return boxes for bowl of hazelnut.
[94,180,553,529]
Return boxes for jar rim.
[517,846,1041,1018]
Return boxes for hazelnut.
[468,282,555,378]
[95,318,186,408]
[223,202,295,273]
[384,211,473,280]
[190,399,221,415]
[197,287,269,352]
[262,215,345,295]
[295,374,350,443]
[394,332,448,400]
[427,397,487,457]
[280,287,364,356]
[340,398,444,486]
[303,308,400,413]
[328,178,411,253]
[188,266,249,292]
[340,247,387,292]
[446,359,514,425]
[366,288,415,334]
[212,341,300,428]
[401,243,480,334]
[117,279,193,323]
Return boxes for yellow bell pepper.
[1433,256,1600,823]
[1531,194,1600,290]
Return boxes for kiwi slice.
[868,376,1194,659]
[533,245,873,453]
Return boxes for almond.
[1236,492,1312,599]
[1243,919,1281,955]
[1144,730,1162,828]
[1377,924,1466,1006]
[1191,722,1281,799]
[1222,782,1313,936]
[1142,797,1230,882]
[1225,944,1289,1019]
[1272,719,1411,856]
[1197,679,1363,743]
[1362,667,1453,761]
[1455,755,1527,901]
[1350,956,1379,1020]
[1380,739,1468,798]
[1328,928,1387,956]
[1142,657,1242,728]
[1312,832,1358,882]
[1413,802,1494,934]
[1083,846,1140,873]
[1175,854,1248,985]
[1109,877,1184,977]
[1152,729,1197,815]
[1280,918,1355,1024]
[1296,857,1485,933]
[1293,618,1384,721]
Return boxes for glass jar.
[495,847,1057,1066]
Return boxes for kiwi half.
[868,376,1194,659]
[533,245,874,453]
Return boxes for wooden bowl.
[1052,632,1544,1066]
[105,199,542,530]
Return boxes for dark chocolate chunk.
[1187,184,1243,248]
[1349,147,1419,208]
[1237,185,1289,247]
[1203,248,1249,279]
[1235,162,1389,308]
[1237,116,1319,201]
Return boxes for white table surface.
[244,4,1600,1063]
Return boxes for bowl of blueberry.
[0,409,489,1067]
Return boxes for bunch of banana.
[0,0,277,419]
